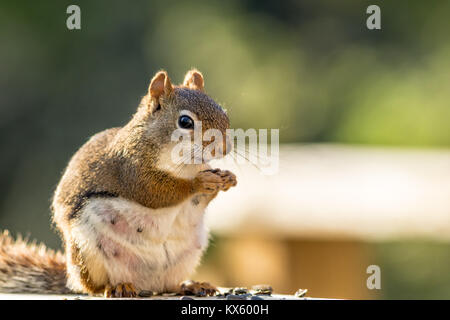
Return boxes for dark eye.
[178,115,194,129]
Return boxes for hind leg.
[66,241,109,295]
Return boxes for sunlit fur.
[0,69,236,295]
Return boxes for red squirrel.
[0,69,237,297]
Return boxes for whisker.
[232,144,268,162]
[232,149,263,172]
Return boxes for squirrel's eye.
[178,115,194,129]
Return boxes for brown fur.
[52,71,230,229]
[70,243,105,294]
[183,69,205,91]
[0,231,70,294]
[0,69,234,296]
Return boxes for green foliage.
[1,0,449,146]
[375,240,450,299]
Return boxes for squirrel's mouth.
[197,143,232,163]
[167,137,232,166]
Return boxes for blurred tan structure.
[193,144,450,299]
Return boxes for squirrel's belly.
[70,196,209,292]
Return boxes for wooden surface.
[0,294,310,300]
[0,292,313,300]
[0,286,312,300]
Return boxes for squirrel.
[0,69,237,297]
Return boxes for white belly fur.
[70,195,210,292]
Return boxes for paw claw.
[104,283,137,298]
[179,280,218,297]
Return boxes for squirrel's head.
[132,69,231,169]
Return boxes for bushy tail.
[0,230,72,294]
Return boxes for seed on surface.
[294,289,308,298]
[162,292,178,297]
[233,287,249,295]
[252,284,273,292]
[223,288,233,296]
[138,290,153,297]
[251,284,273,295]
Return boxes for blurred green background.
[0,0,449,299]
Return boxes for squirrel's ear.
[183,69,204,91]
[148,71,173,112]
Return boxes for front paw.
[193,169,237,194]
[213,169,237,191]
